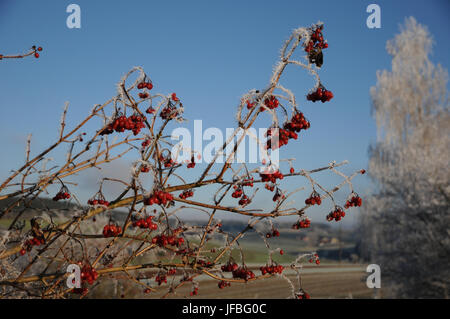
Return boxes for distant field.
[137,264,382,299]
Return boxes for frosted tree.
[359,17,450,298]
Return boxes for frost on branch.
[0,45,43,61]
[0,22,362,299]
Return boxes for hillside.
[0,197,359,262]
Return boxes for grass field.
[166,265,379,299]
[114,264,382,299]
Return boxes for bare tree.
[359,17,450,298]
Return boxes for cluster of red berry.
[284,111,311,133]
[305,191,322,205]
[232,266,255,281]
[179,190,194,199]
[141,139,151,148]
[167,268,177,276]
[261,95,279,111]
[141,164,151,173]
[265,127,297,150]
[20,236,45,255]
[326,206,346,222]
[159,93,181,121]
[132,216,158,230]
[245,95,279,112]
[100,114,146,136]
[266,228,280,238]
[305,25,328,52]
[187,155,196,168]
[292,218,311,229]
[238,194,251,206]
[155,274,167,286]
[242,177,254,187]
[53,187,70,201]
[221,261,239,272]
[159,154,176,168]
[196,259,214,268]
[190,287,199,296]
[138,92,149,99]
[260,170,284,183]
[87,194,109,207]
[81,264,98,285]
[296,290,311,299]
[260,264,284,275]
[145,106,156,114]
[231,189,250,205]
[218,280,231,289]
[305,25,328,67]
[157,93,180,120]
[307,86,333,103]
[231,186,243,198]
[265,111,312,150]
[144,190,174,206]
[137,81,153,90]
[152,233,184,247]
[246,100,255,109]
[32,45,43,58]
[309,253,320,265]
[102,223,122,237]
[160,104,179,120]
[344,193,362,209]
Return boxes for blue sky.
[0,0,449,226]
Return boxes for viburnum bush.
[0,22,364,299]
